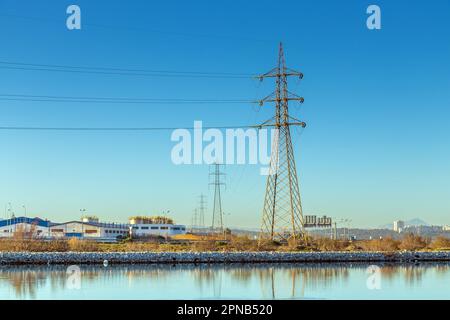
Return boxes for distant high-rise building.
[393,220,405,233]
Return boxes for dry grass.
[398,233,428,251]
[429,236,450,250]
[313,238,351,251]
[0,239,69,252]
[0,233,446,252]
[359,236,400,252]
[67,238,101,252]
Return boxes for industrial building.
[50,216,129,240]
[129,216,186,237]
[0,214,186,240]
[0,217,53,238]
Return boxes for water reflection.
[0,262,449,299]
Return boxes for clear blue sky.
[0,0,449,228]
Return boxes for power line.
[0,13,275,43]
[0,61,254,76]
[0,125,258,131]
[0,94,254,104]
[0,61,256,79]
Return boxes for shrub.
[314,237,349,251]
[429,236,450,250]
[398,233,427,251]
[229,235,258,251]
[360,237,400,252]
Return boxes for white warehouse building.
[50,216,129,240]
[129,216,186,237]
[0,217,52,238]
[0,215,186,241]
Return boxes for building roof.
[51,220,129,229]
[0,217,53,228]
[129,216,174,224]
[0,217,183,229]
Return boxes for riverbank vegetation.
[0,233,449,252]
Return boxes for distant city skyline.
[0,0,449,229]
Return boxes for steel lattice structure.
[210,163,225,233]
[198,193,206,229]
[191,194,207,232]
[258,43,306,242]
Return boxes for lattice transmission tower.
[210,163,225,233]
[258,43,306,242]
[198,193,206,229]
[191,194,207,232]
[190,208,198,232]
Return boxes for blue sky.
[0,0,449,228]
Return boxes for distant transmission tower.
[191,194,207,233]
[210,163,225,233]
[198,193,207,230]
[258,43,306,242]
[190,208,198,232]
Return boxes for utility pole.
[258,43,306,243]
[210,163,225,234]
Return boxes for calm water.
[0,263,449,300]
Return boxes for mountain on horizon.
[379,218,429,230]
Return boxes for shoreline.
[1,251,450,265]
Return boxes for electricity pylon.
[258,43,306,242]
[198,193,207,230]
[191,195,207,233]
[191,208,198,232]
[210,163,225,233]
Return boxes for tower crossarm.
[257,121,306,129]
[258,90,304,106]
[256,69,303,81]
[261,97,304,104]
